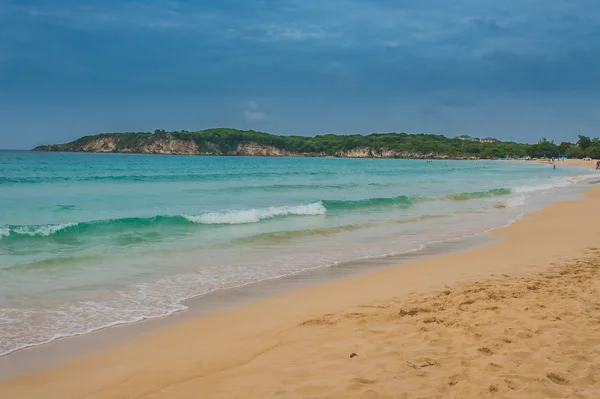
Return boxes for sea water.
[0,151,596,355]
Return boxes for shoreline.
[1,181,600,397]
[3,162,592,366]
[21,148,600,169]
[0,227,498,380]
[26,149,498,160]
[0,160,592,375]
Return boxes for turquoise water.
[0,151,596,355]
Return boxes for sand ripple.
[218,251,600,398]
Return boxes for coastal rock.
[32,131,489,160]
[333,147,476,160]
[126,138,197,155]
[234,143,299,157]
[80,137,118,152]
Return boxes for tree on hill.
[33,128,600,159]
[577,135,592,151]
[585,140,600,159]
[532,137,559,158]
[566,144,584,159]
[558,141,573,155]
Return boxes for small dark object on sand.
[350,353,358,358]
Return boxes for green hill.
[32,128,591,159]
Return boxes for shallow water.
[0,151,596,355]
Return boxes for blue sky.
[1,0,600,148]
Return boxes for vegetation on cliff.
[33,128,600,159]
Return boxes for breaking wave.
[445,188,512,201]
[0,186,534,242]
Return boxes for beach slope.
[1,188,600,398]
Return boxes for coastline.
[1,181,600,397]
[27,129,510,159]
[0,232,497,380]
[4,156,593,363]
[541,158,599,168]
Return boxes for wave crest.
[446,188,512,201]
[6,223,77,237]
[183,202,326,225]
[0,186,531,241]
[323,195,420,211]
[0,203,328,241]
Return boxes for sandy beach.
[562,158,597,167]
[2,183,600,398]
[540,158,599,169]
[4,0,600,396]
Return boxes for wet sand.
[1,187,600,398]
[0,233,495,382]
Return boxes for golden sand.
[1,187,600,399]
[539,158,598,168]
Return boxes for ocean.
[0,151,596,356]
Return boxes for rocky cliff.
[334,147,475,159]
[234,143,301,157]
[34,136,300,156]
[34,135,199,155]
[33,130,490,159]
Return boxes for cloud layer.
[242,101,267,124]
[1,0,599,148]
[3,0,600,96]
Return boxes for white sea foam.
[505,195,528,207]
[513,180,570,193]
[566,173,600,184]
[11,223,77,237]
[512,173,599,194]
[0,241,435,357]
[0,226,9,240]
[183,201,327,224]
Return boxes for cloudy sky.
[1,0,599,149]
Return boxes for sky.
[1,0,600,149]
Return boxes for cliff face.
[336,147,477,160]
[35,136,199,155]
[78,137,118,153]
[104,137,198,155]
[32,133,480,159]
[35,139,308,157]
[234,143,299,157]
